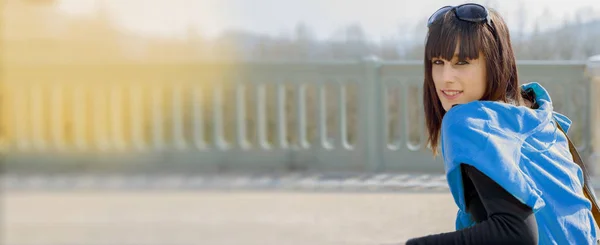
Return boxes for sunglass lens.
[427,6,452,26]
[455,4,487,22]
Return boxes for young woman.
[406,4,598,245]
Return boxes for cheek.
[431,67,443,87]
[478,78,487,93]
[474,67,487,93]
[464,68,487,97]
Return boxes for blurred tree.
[344,23,369,58]
[378,36,401,60]
[292,22,316,60]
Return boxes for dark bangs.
[425,12,493,62]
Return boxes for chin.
[442,104,452,112]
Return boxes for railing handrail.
[1,57,597,175]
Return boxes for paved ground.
[3,190,458,245]
[6,172,599,245]
[0,173,450,192]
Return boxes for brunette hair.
[423,8,524,155]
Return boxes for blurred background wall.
[2,0,600,175]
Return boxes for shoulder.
[439,102,490,169]
[440,101,494,149]
[442,100,545,141]
[440,101,527,168]
[442,101,490,130]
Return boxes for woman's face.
[431,45,487,111]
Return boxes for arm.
[405,165,538,245]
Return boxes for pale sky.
[55,0,599,40]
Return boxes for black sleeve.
[405,164,538,245]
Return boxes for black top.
[405,164,538,245]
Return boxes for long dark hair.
[423,8,524,155]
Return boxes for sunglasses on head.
[427,3,492,28]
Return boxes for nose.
[441,64,457,84]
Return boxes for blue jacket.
[440,82,597,244]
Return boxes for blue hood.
[440,82,596,244]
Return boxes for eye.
[432,59,444,65]
[456,60,470,65]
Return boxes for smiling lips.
[441,89,463,100]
